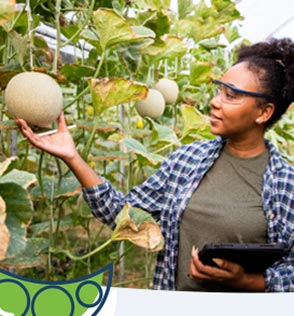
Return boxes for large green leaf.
[181,104,214,142]
[0,237,48,269]
[149,119,180,147]
[112,203,164,251]
[0,169,37,189]
[123,138,164,166]
[89,77,148,115]
[182,104,210,134]
[30,176,81,200]
[0,183,34,258]
[93,8,155,51]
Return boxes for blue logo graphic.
[0,263,113,315]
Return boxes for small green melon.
[135,88,165,119]
[153,78,179,104]
[5,72,63,127]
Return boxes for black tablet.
[198,242,290,273]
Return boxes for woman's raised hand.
[15,112,78,163]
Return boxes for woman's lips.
[210,112,222,124]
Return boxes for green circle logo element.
[0,263,113,315]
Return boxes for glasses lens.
[215,83,245,105]
[221,85,245,104]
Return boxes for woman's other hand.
[189,246,265,291]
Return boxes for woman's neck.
[225,138,267,158]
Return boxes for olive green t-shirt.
[176,147,269,291]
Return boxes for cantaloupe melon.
[153,78,179,104]
[5,72,63,127]
[135,88,165,119]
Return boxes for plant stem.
[7,4,26,32]
[48,174,56,277]
[81,117,99,160]
[26,0,34,69]
[51,236,115,261]
[53,0,62,73]
[37,151,45,196]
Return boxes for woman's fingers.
[189,246,243,283]
[57,112,68,132]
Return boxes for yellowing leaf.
[112,203,164,251]
[0,156,17,177]
[89,77,148,115]
[0,0,15,25]
[145,35,187,61]
[0,195,10,260]
[181,104,210,134]
[190,61,213,85]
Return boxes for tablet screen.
[198,243,290,273]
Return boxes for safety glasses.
[212,79,269,105]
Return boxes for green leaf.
[123,138,164,166]
[178,0,195,19]
[93,8,132,50]
[190,61,213,85]
[182,104,210,134]
[199,38,226,50]
[181,104,214,142]
[93,8,155,51]
[30,176,81,200]
[80,28,103,52]
[137,10,171,36]
[0,169,37,189]
[0,238,48,269]
[60,23,81,45]
[0,183,34,258]
[132,25,156,38]
[112,203,164,251]
[61,64,95,83]
[149,119,180,146]
[89,77,148,115]
[225,25,241,43]
[30,217,73,237]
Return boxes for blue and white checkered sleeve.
[82,150,177,228]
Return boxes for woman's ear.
[256,103,275,124]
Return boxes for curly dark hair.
[235,37,294,128]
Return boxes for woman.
[15,38,294,292]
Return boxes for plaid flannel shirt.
[82,136,294,292]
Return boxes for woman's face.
[209,62,265,140]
